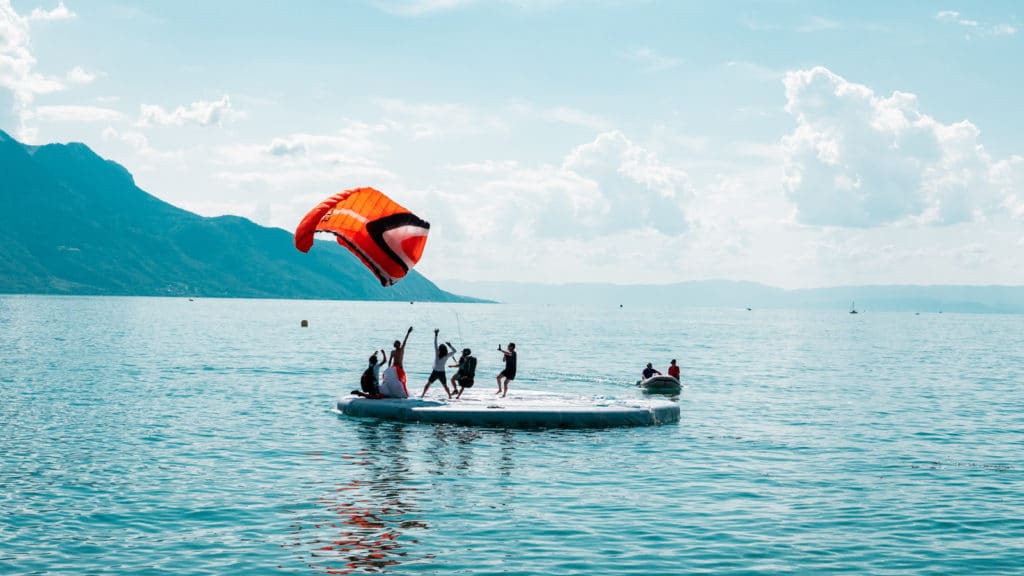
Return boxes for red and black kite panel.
[294,187,430,286]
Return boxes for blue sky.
[2,0,1022,288]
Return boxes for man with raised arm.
[381,326,413,398]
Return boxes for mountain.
[0,130,473,301]
[437,279,1024,314]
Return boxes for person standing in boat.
[642,363,661,380]
[421,328,457,399]
[667,359,680,381]
[496,342,517,398]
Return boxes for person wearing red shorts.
[388,326,413,397]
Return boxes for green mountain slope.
[0,130,470,301]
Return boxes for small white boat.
[636,375,681,394]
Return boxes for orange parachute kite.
[294,187,430,286]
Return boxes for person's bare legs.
[495,374,503,393]
[501,379,510,398]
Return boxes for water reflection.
[287,422,427,574]
[427,426,481,475]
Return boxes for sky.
[2,0,1022,289]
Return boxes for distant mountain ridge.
[0,129,472,301]
[438,279,1024,314]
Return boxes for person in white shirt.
[421,328,457,398]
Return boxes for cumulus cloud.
[102,127,181,160]
[213,124,399,191]
[441,130,691,242]
[267,137,306,157]
[66,65,96,84]
[138,95,241,127]
[0,0,64,138]
[29,1,75,21]
[780,66,1019,227]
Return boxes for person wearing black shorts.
[496,342,517,398]
[421,328,457,398]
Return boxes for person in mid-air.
[642,362,661,380]
[421,328,457,398]
[353,349,387,398]
[383,326,413,398]
[667,359,680,381]
[496,342,517,398]
[452,348,477,399]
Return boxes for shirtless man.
[384,326,413,397]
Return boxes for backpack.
[360,366,375,393]
[462,356,477,377]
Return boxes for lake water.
[1,296,1022,575]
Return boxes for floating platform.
[336,390,679,429]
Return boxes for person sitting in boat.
[352,349,387,398]
[667,359,680,381]
[642,363,662,380]
[452,348,477,399]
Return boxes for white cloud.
[217,124,391,166]
[438,130,691,242]
[626,47,680,72]
[992,23,1017,36]
[29,104,122,122]
[796,16,839,33]
[936,10,1017,37]
[780,66,1018,227]
[138,95,242,127]
[724,60,783,82]
[102,127,181,160]
[267,137,306,157]
[375,97,506,138]
[212,123,399,194]
[66,65,97,85]
[540,106,610,131]
[29,1,75,21]
[0,0,65,139]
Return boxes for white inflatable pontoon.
[337,389,679,429]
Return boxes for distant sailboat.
[849,301,858,314]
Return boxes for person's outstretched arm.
[402,326,413,350]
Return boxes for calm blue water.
[1,296,1022,575]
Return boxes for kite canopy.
[294,187,430,286]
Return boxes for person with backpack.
[452,348,477,399]
[353,350,387,398]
